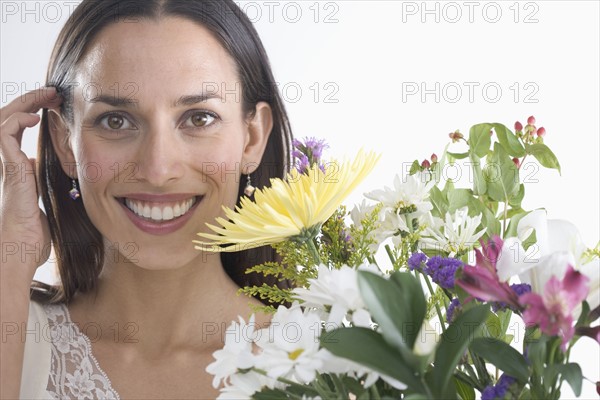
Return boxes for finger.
[0,112,41,162]
[28,157,40,197]
[0,87,62,124]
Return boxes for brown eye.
[98,113,134,131]
[185,111,216,128]
[108,115,124,129]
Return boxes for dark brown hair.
[32,0,293,304]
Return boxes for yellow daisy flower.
[194,150,380,252]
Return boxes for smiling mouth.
[118,196,201,222]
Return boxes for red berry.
[512,158,520,168]
[514,121,523,131]
[527,116,536,125]
[421,159,431,169]
[431,153,438,163]
[537,127,546,137]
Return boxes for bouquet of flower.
[195,118,599,399]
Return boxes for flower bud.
[431,153,438,163]
[449,130,463,143]
[514,121,523,131]
[537,127,546,137]
[421,159,431,169]
[527,116,536,125]
[512,157,520,168]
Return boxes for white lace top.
[20,301,121,399]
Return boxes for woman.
[0,0,293,398]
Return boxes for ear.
[242,101,273,174]
[47,109,77,178]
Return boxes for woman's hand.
[0,86,62,274]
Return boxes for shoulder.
[19,299,61,399]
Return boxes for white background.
[1,1,598,398]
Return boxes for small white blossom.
[254,304,326,384]
[363,174,436,248]
[421,207,486,256]
[292,264,379,329]
[366,173,435,217]
[206,315,257,389]
[217,371,274,400]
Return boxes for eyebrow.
[88,93,223,108]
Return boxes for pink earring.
[69,178,80,200]
[244,174,255,197]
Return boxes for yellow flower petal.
[193,149,379,252]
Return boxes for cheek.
[73,143,120,190]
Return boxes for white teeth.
[124,197,196,221]
[163,206,174,220]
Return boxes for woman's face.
[52,17,272,270]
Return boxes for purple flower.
[293,137,329,174]
[481,374,516,400]
[492,283,532,312]
[424,256,462,289]
[408,252,427,271]
[295,154,310,174]
[446,298,461,323]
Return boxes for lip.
[117,194,202,235]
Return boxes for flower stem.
[369,383,382,400]
[306,238,322,266]
[330,374,349,397]
[421,272,447,333]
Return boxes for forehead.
[75,17,238,100]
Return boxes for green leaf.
[409,160,421,175]
[448,189,474,212]
[498,309,513,336]
[481,206,502,238]
[320,327,425,393]
[554,363,583,396]
[482,313,502,340]
[470,338,530,382]
[508,184,525,208]
[429,185,448,218]
[504,210,531,238]
[433,304,490,398]
[518,388,532,400]
[469,123,492,158]
[357,271,426,366]
[493,123,525,158]
[448,151,470,160]
[469,153,487,196]
[522,229,537,251]
[485,142,520,202]
[455,377,476,400]
[525,336,548,377]
[525,143,561,174]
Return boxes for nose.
[133,125,185,187]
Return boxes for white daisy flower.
[421,207,486,256]
[206,315,257,389]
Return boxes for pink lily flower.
[456,265,520,309]
[520,265,589,350]
[456,236,520,309]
